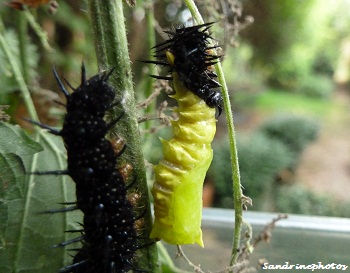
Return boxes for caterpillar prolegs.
[149,23,220,247]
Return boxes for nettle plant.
[0,1,268,273]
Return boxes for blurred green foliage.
[296,74,334,99]
[243,0,316,68]
[237,0,342,97]
[255,89,338,118]
[210,115,333,214]
[0,3,93,127]
[0,29,39,97]
[237,133,294,210]
[210,133,294,209]
[211,111,350,217]
[276,184,350,218]
[258,115,320,163]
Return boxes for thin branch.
[23,6,52,51]
[251,214,288,248]
[176,245,206,273]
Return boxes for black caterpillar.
[31,65,139,273]
[146,22,223,115]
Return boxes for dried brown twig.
[236,214,288,272]
[176,245,252,273]
[251,214,288,247]
[198,0,254,51]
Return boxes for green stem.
[87,1,159,272]
[17,12,29,83]
[183,0,244,267]
[183,0,204,24]
[144,3,157,109]
[217,61,243,266]
[157,242,193,273]
[142,1,157,139]
[23,7,52,51]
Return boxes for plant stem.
[0,15,38,122]
[142,2,157,141]
[183,0,244,267]
[183,0,204,24]
[216,61,243,266]
[23,7,51,51]
[17,12,29,83]
[87,1,159,272]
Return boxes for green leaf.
[0,122,42,155]
[0,153,26,232]
[0,124,80,273]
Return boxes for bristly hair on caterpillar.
[28,64,142,273]
[145,22,223,115]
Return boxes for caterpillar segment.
[151,52,216,247]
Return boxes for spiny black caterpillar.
[146,22,223,115]
[30,65,140,273]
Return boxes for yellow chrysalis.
[150,52,217,247]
